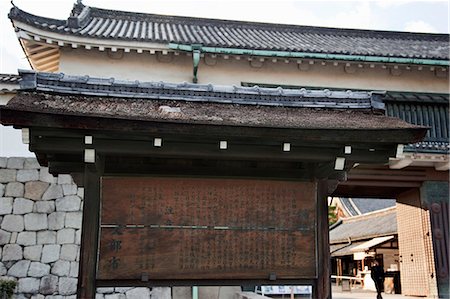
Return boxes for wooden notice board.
[98,177,317,282]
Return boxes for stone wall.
[0,157,166,299]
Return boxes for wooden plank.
[77,164,102,299]
[313,180,331,299]
[98,177,317,282]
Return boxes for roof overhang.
[389,152,449,171]
[350,235,395,253]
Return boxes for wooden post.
[313,180,331,299]
[77,162,102,298]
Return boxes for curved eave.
[11,20,450,71]
[13,20,172,56]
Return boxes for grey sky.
[0,0,448,156]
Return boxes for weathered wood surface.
[98,177,317,281]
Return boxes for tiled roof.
[19,71,382,110]
[0,74,21,84]
[4,71,424,133]
[339,198,396,217]
[9,4,449,60]
[330,208,397,244]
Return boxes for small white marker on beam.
[124,48,131,53]
[71,43,78,48]
[84,135,93,145]
[58,41,64,46]
[396,144,404,158]
[283,143,291,152]
[344,145,352,154]
[85,45,91,50]
[84,149,95,163]
[219,141,228,150]
[137,49,143,54]
[22,128,30,144]
[154,138,162,147]
[334,157,345,170]
[99,46,105,51]
[369,148,376,152]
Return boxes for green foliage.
[0,280,17,299]
[328,205,338,225]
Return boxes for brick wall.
[396,188,439,298]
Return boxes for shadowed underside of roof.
[9,3,450,60]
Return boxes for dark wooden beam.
[1,108,426,144]
[77,159,103,299]
[314,180,331,299]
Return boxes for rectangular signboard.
[98,177,317,281]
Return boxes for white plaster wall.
[59,48,449,93]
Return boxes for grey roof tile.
[330,208,397,243]
[20,71,381,110]
[9,4,449,60]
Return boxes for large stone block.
[24,181,49,200]
[24,213,48,231]
[115,287,133,293]
[37,231,56,245]
[96,294,105,299]
[41,244,60,263]
[55,196,81,212]
[0,229,11,244]
[1,215,24,232]
[24,158,40,169]
[39,274,59,295]
[24,245,43,261]
[2,244,23,261]
[0,169,16,183]
[17,169,39,182]
[13,198,34,214]
[18,277,40,293]
[60,244,78,261]
[51,260,70,276]
[16,231,37,246]
[126,287,151,299]
[39,167,56,184]
[62,184,78,196]
[48,212,65,230]
[7,260,31,278]
[97,287,115,294]
[69,261,78,277]
[0,262,6,275]
[57,175,73,185]
[150,287,171,299]
[77,187,84,199]
[35,201,55,214]
[0,157,7,168]
[58,277,78,295]
[75,229,81,245]
[7,157,25,169]
[5,182,24,197]
[42,184,63,201]
[65,212,82,229]
[0,197,13,215]
[57,228,75,244]
[0,184,4,197]
[28,262,51,277]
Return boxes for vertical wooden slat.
[314,180,331,299]
[77,163,102,299]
